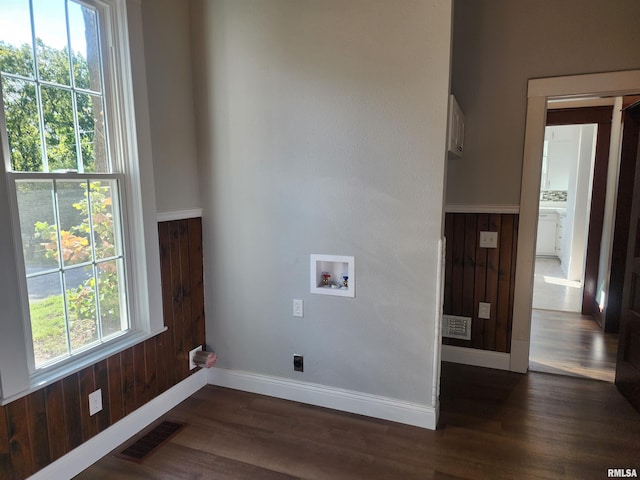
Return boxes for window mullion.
[86,181,103,341]
[28,0,49,173]
[52,180,72,356]
[70,93,84,173]
[65,0,85,173]
[34,85,49,172]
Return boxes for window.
[0,0,163,398]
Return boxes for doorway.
[510,70,640,379]
[529,106,618,382]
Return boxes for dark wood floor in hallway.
[76,363,640,480]
[530,308,618,382]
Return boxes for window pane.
[98,259,124,337]
[90,180,117,259]
[33,0,70,86]
[56,180,92,266]
[65,264,98,351]
[2,77,43,172]
[16,179,59,274]
[27,273,68,368]
[0,0,35,78]
[68,2,101,93]
[42,84,78,171]
[77,93,108,172]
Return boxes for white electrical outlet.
[88,389,102,416]
[479,302,491,319]
[293,299,304,318]
[479,231,498,248]
[189,345,203,370]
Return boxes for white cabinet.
[536,211,557,256]
[448,95,465,157]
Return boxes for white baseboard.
[441,344,511,371]
[208,368,438,430]
[29,369,208,480]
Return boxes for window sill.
[0,326,167,406]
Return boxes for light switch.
[479,231,498,248]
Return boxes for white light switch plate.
[293,299,304,318]
[479,302,491,319]
[479,231,498,248]
[88,389,102,416]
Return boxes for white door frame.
[510,70,640,373]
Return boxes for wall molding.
[28,369,208,480]
[157,208,203,222]
[441,345,511,371]
[208,368,438,430]
[445,204,520,214]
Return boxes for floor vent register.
[118,420,185,463]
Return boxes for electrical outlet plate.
[88,389,102,416]
[293,299,303,317]
[479,302,491,319]
[189,345,203,370]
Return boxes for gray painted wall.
[191,0,452,406]
[142,0,201,213]
[449,0,640,206]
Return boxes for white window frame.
[0,0,163,403]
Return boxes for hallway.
[530,258,618,382]
[529,309,618,382]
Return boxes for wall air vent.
[442,314,472,340]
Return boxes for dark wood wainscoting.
[0,217,205,480]
[443,212,518,353]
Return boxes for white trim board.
[445,204,520,214]
[441,344,511,371]
[28,369,208,480]
[208,368,438,430]
[157,208,203,222]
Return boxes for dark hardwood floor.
[76,363,640,480]
[530,308,618,382]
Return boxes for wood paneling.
[61,374,82,451]
[443,212,518,353]
[25,389,49,471]
[0,405,11,479]
[93,359,111,433]
[6,399,31,479]
[0,218,205,480]
[44,382,66,462]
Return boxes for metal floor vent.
[442,314,472,340]
[118,420,184,463]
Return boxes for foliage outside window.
[1,0,129,370]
